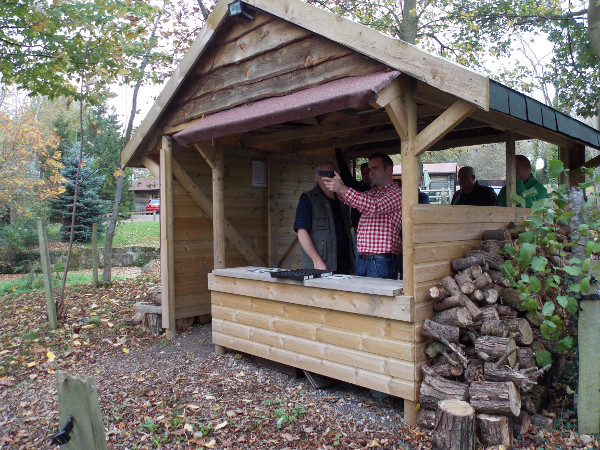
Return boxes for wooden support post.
[91,223,98,288]
[394,78,417,295]
[37,218,58,330]
[160,136,175,339]
[505,132,516,207]
[56,372,107,450]
[578,297,600,433]
[404,399,418,427]
[559,146,570,186]
[214,344,226,355]
[213,142,225,269]
[267,152,279,267]
[569,143,586,186]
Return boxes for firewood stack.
[418,228,554,448]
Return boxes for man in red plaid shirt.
[324,152,402,280]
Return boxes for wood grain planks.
[212,331,420,400]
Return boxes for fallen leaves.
[1,270,597,449]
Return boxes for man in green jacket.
[496,155,547,207]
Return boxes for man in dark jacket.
[293,161,355,274]
[451,166,497,206]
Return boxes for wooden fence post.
[92,223,99,288]
[37,218,58,330]
[56,372,108,449]
[578,296,600,433]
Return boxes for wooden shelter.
[121,0,600,425]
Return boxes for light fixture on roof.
[228,0,254,25]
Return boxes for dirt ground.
[0,268,598,449]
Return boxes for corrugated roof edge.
[489,80,600,149]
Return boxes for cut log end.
[432,399,475,450]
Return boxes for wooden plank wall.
[210,279,426,401]
[171,143,328,318]
[411,204,523,308]
[164,12,384,132]
[271,152,325,268]
[171,144,268,318]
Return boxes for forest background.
[0,0,598,267]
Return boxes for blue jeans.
[356,255,400,280]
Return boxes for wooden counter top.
[211,267,404,297]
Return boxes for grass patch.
[0,272,130,295]
[91,221,159,248]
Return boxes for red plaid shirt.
[341,182,402,255]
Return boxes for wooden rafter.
[291,129,398,153]
[242,112,391,146]
[170,157,266,267]
[194,142,216,169]
[414,100,477,156]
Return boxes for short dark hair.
[360,162,369,170]
[368,152,393,168]
[516,155,531,169]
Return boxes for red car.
[146,198,160,212]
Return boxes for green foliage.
[0,217,40,264]
[272,403,307,429]
[50,147,108,242]
[305,0,598,119]
[84,105,134,211]
[500,160,600,367]
[0,0,161,105]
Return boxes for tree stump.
[469,380,521,417]
[477,414,512,447]
[432,399,475,450]
[147,313,162,335]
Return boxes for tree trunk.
[433,306,473,328]
[480,320,509,337]
[483,288,499,305]
[400,0,417,44]
[513,410,532,436]
[422,318,460,343]
[432,399,475,450]
[482,228,510,241]
[430,355,464,378]
[419,372,469,410]
[103,10,162,284]
[475,336,517,366]
[506,318,533,345]
[483,361,540,392]
[589,0,600,62]
[469,380,521,416]
[417,409,436,430]
[477,414,512,448]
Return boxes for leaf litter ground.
[0,265,598,449]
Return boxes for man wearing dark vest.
[293,162,355,274]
